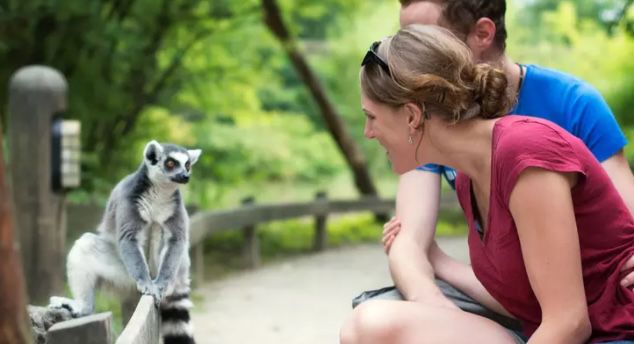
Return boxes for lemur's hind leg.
[50,233,134,317]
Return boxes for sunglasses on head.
[361,40,391,76]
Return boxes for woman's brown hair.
[361,24,511,123]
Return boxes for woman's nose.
[364,123,374,139]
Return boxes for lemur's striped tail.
[161,292,196,344]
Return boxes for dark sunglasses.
[361,41,390,76]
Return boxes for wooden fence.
[49,193,460,343]
[188,193,398,281]
[193,193,460,281]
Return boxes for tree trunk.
[261,0,380,198]
[0,126,33,344]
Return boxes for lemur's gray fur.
[50,140,201,344]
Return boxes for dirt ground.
[191,236,469,344]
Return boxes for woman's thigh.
[341,299,520,344]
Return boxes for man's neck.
[478,51,521,105]
[498,55,521,105]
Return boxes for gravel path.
[191,236,469,344]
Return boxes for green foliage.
[309,1,400,174]
[508,1,634,126]
[3,0,633,209]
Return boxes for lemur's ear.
[188,149,202,166]
[144,140,163,165]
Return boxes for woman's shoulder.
[494,115,575,152]
[492,115,585,175]
[492,115,587,204]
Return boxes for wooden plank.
[189,197,392,246]
[47,312,112,344]
[241,198,259,269]
[115,296,159,344]
[193,243,205,286]
[313,192,328,252]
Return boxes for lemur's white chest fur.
[137,187,177,225]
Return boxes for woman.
[341,25,634,344]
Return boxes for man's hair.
[400,0,508,51]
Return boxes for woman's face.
[361,94,420,174]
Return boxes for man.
[348,0,634,337]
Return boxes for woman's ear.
[403,102,423,132]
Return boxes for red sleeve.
[495,119,587,206]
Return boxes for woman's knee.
[340,301,401,344]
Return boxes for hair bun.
[471,64,510,119]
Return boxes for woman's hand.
[382,216,402,254]
[620,254,634,290]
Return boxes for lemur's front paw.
[136,281,162,306]
[153,280,168,300]
[49,296,91,318]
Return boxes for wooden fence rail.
[188,192,458,282]
[115,296,159,344]
[189,194,397,280]
[44,296,157,344]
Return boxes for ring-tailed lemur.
[50,140,201,344]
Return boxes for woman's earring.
[408,135,413,144]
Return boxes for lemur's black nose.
[172,174,190,184]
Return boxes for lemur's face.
[143,140,202,185]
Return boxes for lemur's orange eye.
[185,161,191,171]
[165,160,175,169]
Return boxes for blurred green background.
[1,0,633,250]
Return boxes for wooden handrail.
[189,196,395,246]
[115,296,159,344]
[189,195,458,246]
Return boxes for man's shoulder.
[524,64,597,95]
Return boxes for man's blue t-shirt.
[417,64,628,189]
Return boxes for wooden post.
[193,243,204,286]
[313,191,328,252]
[0,119,32,344]
[47,312,113,344]
[241,197,259,269]
[115,296,159,344]
[8,65,68,304]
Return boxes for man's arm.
[601,150,634,216]
[566,83,634,289]
[387,169,457,308]
[602,151,634,290]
